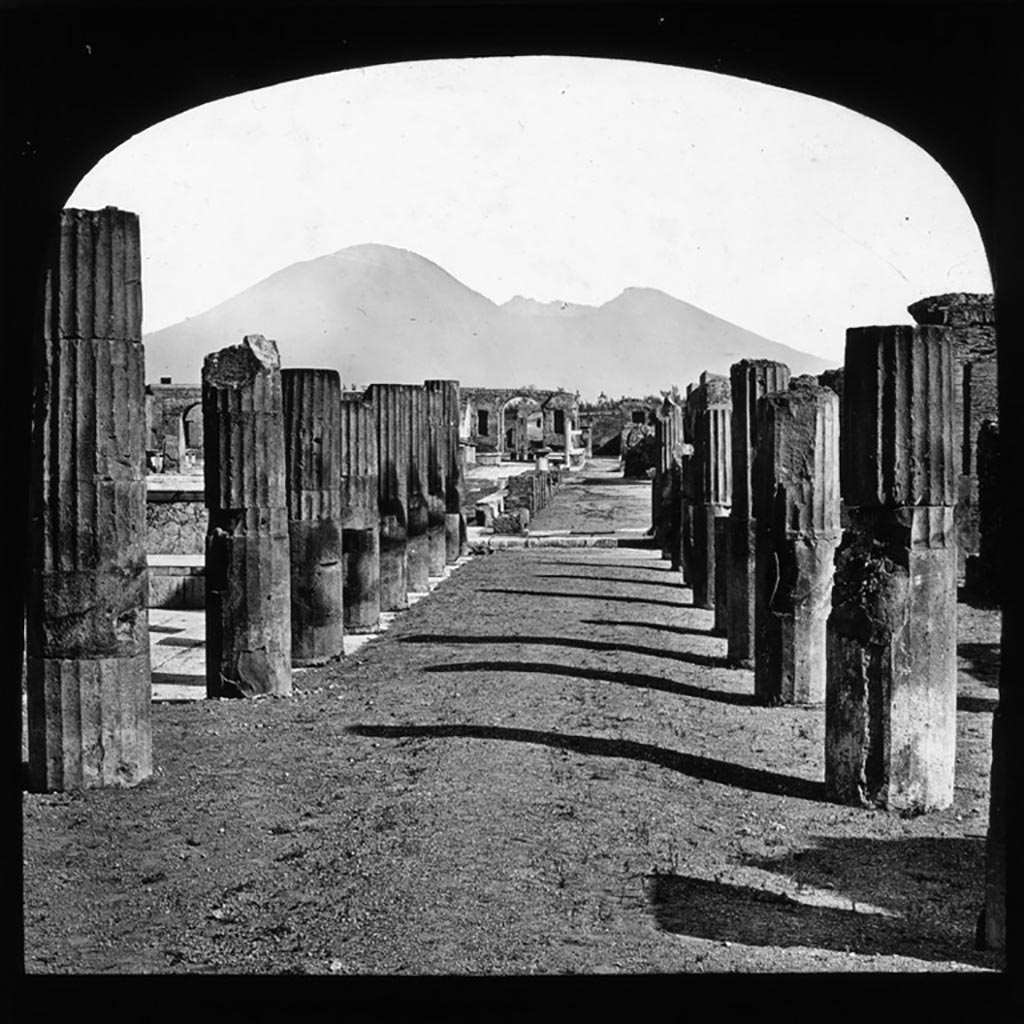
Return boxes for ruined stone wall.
[146,496,206,554]
[145,383,203,473]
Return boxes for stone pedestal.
[753,382,840,704]
[342,527,381,633]
[341,390,381,632]
[203,335,292,698]
[727,359,791,667]
[826,325,957,811]
[283,369,343,666]
[27,207,152,790]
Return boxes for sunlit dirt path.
[22,462,1002,975]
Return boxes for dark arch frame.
[5,1,1019,992]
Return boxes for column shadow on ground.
[532,573,688,591]
[645,835,993,966]
[403,634,734,673]
[530,561,678,572]
[479,587,693,610]
[347,723,825,801]
[957,695,999,713]
[957,642,1000,686]
[579,618,713,639]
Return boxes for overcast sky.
[67,55,991,361]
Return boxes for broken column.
[340,390,381,632]
[753,381,840,704]
[727,359,791,668]
[424,379,458,575]
[826,324,957,811]
[283,368,343,666]
[678,389,697,586]
[690,373,732,613]
[908,294,996,578]
[405,384,432,593]
[26,206,152,790]
[203,334,292,698]
[368,384,409,611]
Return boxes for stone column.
[908,294,996,578]
[425,379,458,575]
[405,384,432,593]
[965,419,1000,602]
[727,359,791,668]
[679,390,697,586]
[753,381,840,704]
[654,395,684,565]
[690,373,732,611]
[826,324,957,811]
[368,384,409,611]
[340,390,380,632]
[203,335,291,699]
[27,206,152,790]
[440,379,464,564]
[283,368,343,666]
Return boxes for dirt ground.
[21,459,1007,981]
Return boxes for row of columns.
[663,330,961,812]
[25,207,465,789]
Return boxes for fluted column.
[203,335,291,698]
[283,369,343,666]
[753,381,840,705]
[341,390,381,632]
[440,379,464,563]
[425,379,458,575]
[826,325,957,811]
[690,373,732,613]
[654,395,684,568]
[368,384,409,610]
[27,206,152,790]
[727,359,791,667]
[405,384,431,593]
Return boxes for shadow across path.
[347,723,826,801]
[532,573,688,591]
[401,633,733,671]
[957,642,1000,686]
[479,587,693,610]
[421,657,753,703]
[580,618,713,639]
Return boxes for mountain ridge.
[143,243,835,398]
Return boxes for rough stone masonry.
[27,206,152,791]
[753,380,840,705]
[826,324,957,812]
[203,334,292,699]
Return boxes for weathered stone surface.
[826,506,957,810]
[146,496,206,555]
[727,360,790,666]
[283,369,344,667]
[753,384,840,705]
[689,373,732,610]
[425,379,459,573]
[340,391,379,530]
[842,325,956,508]
[965,419,1000,602]
[342,527,380,633]
[369,385,410,610]
[203,335,291,698]
[406,385,431,592]
[907,292,995,329]
[827,324,957,811]
[653,395,684,559]
[27,207,152,791]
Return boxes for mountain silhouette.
[143,243,835,398]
